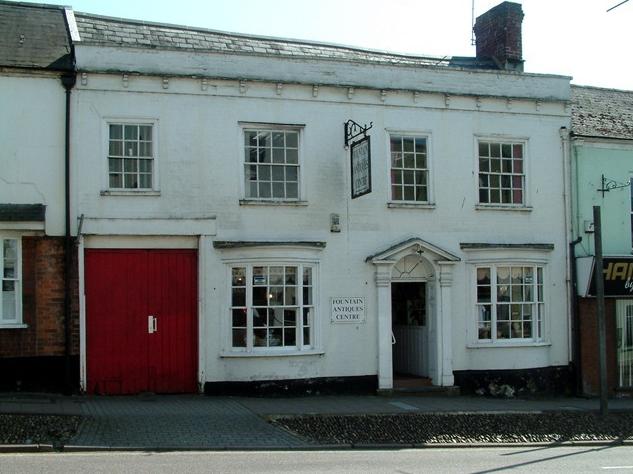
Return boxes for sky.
[10,0,633,89]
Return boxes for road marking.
[388,401,419,411]
[601,467,633,470]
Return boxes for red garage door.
[85,249,198,394]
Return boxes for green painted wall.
[572,141,633,257]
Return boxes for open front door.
[392,282,428,377]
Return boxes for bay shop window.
[476,264,544,342]
[230,264,315,351]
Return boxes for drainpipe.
[560,126,574,390]
[61,72,76,394]
[569,236,582,395]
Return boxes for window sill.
[475,204,532,212]
[239,199,308,207]
[0,323,28,330]
[467,341,551,349]
[220,349,324,358]
[387,202,436,210]
[100,190,161,197]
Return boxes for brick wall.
[0,236,79,358]
[578,297,619,395]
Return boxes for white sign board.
[331,296,366,323]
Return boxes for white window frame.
[475,136,529,209]
[239,123,305,203]
[386,131,433,205]
[1,235,23,328]
[473,262,546,345]
[102,118,160,195]
[226,260,318,355]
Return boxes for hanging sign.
[588,256,633,297]
[350,136,371,199]
[331,296,366,323]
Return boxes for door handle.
[148,315,158,334]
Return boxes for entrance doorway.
[85,249,198,395]
[391,282,428,383]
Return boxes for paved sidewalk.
[1,392,633,450]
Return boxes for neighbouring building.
[571,85,633,396]
[0,1,79,391]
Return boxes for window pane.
[284,328,296,346]
[272,132,284,148]
[403,138,414,152]
[414,138,426,154]
[286,183,298,198]
[253,287,267,306]
[269,267,283,285]
[497,321,510,339]
[232,309,246,327]
[303,267,312,286]
[232,329,246,347]
[232,267,246,286]
[245,131,257,147]
[403,153,415,169]
[232,287,245,307]
[284,267,296,285]
[285,286,296,305]
[390,136,402,152]
[253,267,267,285]
[269,286,284,305]
[139,174,152,189]
[124,159,138,172]
[124,174,137,188]
[272,182,285,198]
[303,307,312,326]
[257,131,270,147]
[269,328,282,346]
[477,284,491,303]
[303,327,311,346]
[2,281,16,321]
[270,308,284,327]
[478,142,489,156]
[286,149,298,164]
[272,148,285,163]
[286,166,298,181]
[109,141,123,156]
[109,124,122,140]
[109,174,122,188]
[253,308,267,327]
[303,286,312,305]
[124,125,138,140]
[285,132,298,148]
[254,329,268,347]
[138,125,152,141]
[403,186,414,201]
[259,182,271,198]
[283,309,297,326]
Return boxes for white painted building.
[69,2,573,394]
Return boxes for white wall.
[72,68,571,383]
[0,74,66,235]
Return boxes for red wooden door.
[85,249,197,394]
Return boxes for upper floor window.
[476,264,544,342]
[244,128,300,200]
[478,141,525,205]
[1,237,21,326]
[390,135,429,202]
[108,123,154,190]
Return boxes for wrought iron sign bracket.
[597,174,630,197]
[344,119,373,149]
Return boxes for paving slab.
[70,395,307,449]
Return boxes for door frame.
[79,235,203,393]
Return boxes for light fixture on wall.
[597,174,630,198]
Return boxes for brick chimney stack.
[474,1,524,72]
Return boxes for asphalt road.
[1,447,633,473]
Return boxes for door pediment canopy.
[366,237,460,264]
